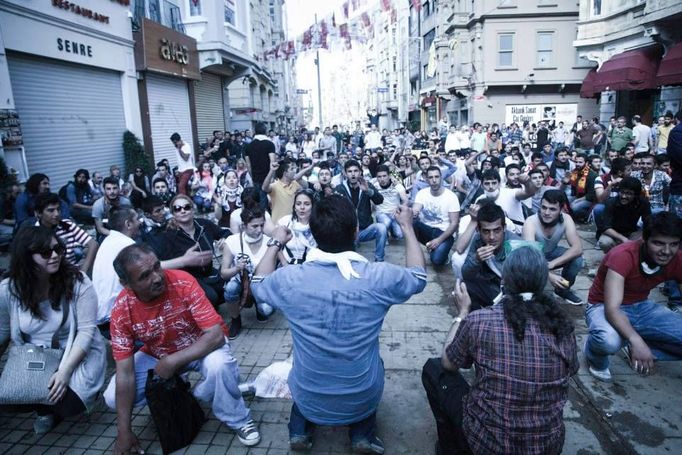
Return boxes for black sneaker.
[289,434,313,451]
[235,419,260,446]
[351,436,385,454]
[228,316,242,340]
[555,288,583,305]
[255,304,270,323]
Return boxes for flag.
[390,7,397,23]
[342,1,349,18]
[284,41,296,60]
[302,28,312,50]
[361,12,371,28]
[381,0,391,12]
[411,0,422,12]
[320,20,329,49]
[339,23,349,38]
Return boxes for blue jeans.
[103,343,251,429]
[592,203,605,231]
[357,223,388,261]
[570,198,593,222]
[546,246,583,287]
[413,220,454,266]
[288,402,377,443]
[375,212,404,239]
[584,301,682,370]
[669,194,682,219]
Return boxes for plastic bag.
[252,358,293,399]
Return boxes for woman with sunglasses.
[152,194,229,308]
[0,226,106,434]
[277,189,317,265]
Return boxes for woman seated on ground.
[151,194,229,307]
[221,207,283,340]
[128,166,151,209]
[277,189,317,264]
[191,161,217,213]
[214,168,243,228]
[0,226,106,434]
[229,187,276,236]
[423,246,578,455]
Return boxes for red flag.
[320,20,329,49]
[351,0,359,11]
[390,7,397,23]
[302,28,312,50]
[342,1,349,18]
[284,41,296,60]
[411,0,422,12]
[381,0,391,12]
[339,23,349,38]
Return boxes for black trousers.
[421,358,472,455]
[1,387,86,419]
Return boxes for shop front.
[0,0,138,186]
[134,18,200,165]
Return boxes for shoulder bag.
[238,232,256,309]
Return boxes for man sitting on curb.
[522,189,584,305]
[104,244,261,452]
[251,195,426,453]
[584,212,682,382]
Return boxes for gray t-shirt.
[92,196,132,221]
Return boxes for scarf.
[549,159,569,179]
[568,166,590,198]
[306,248,368,280]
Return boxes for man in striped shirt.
[34,192,98,274]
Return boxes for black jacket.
[334,181,384,230]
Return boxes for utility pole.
[314,14,323,128]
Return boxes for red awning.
[580,68,599,98]
[593,45,663,92]
[656,42,682,86]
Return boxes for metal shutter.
[145,72,193,165]
[193,73,225,143]
[7,52,126,188]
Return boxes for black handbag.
[145,370,206,455]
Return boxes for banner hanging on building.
[505,103,578,127]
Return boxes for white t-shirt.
[371,181,406,214]
[176,142,195,172]
[224,233,271,274]
[277,214,317,263]
[365,131,383,149]
[633,124,651,152]
[497,187,526,226]
[92,230,135,323]
[415,187,460,231]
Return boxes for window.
[424,1,430,17]
[536,31,553,67]
[592,0,601,16]
[189,0,201,16]
[393,83,398,98]
[497,33,514,67]
[224,0,236,25]
[424,29,436,51]
[392,56,397,72]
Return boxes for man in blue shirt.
[252,194,427,454]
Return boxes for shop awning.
[580,68,599,98]
[593,45,662,92]
[656,42,682,86]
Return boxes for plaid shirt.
[446,305,578,454]
[631,170,671,212]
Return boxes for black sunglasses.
[173,204,193,213]
[35,244,66,259]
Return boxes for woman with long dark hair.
[423,246,578,455]
[277,189,317,264]
[0,226,106,434]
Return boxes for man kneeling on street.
[104,244,260,453]
[585,211,682,382]
[251,194,427,453]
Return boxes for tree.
[122,130,151,175]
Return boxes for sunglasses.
[173,204,193,213]
[35,244,66,259]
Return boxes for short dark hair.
[109,207,137,232]
[152,178,168,188]
[240,206,265,225]
[34,192,61,214]
[309,194,357,253]
[426,165,441,175]
[375,164,390,175]
[575,152,588,162]
[344,159,361,172]
[655,154,670,166]
[531,152,544,161]
[643,211,681,241]
[481,169,501,182]
[143,195,165,213]
[541,189,567,206]
[477,200,505,224]
[114,243,156,284]
[528,168,543,178]
[505,163,521,176]
[254,122,267,135]
[610,157,630,175]
[103,176,119,187]
[633,151,650,160]
[170,132,181,142]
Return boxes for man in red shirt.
[103,244,260,452]
[585,212,682,382]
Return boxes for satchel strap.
[51,298,70,350]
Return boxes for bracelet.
[266,238,285,250]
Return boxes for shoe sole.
[588,366,612,382]
[238,435,261,446]
[290,441,313,451]
[554,292,583,306]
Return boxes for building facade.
[574,0,682,124]
[0,0,141,186]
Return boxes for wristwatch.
[267,238,285,250]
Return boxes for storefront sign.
[57,38,93,57]
[134,19,200,80]
[52,0,110,24]
[505,103,578,126]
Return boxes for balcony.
[132,0,185,34]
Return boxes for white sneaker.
[588,365,613,382]
[236,419,261,446]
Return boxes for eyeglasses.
[35,244,66,259]
[173,204,193,213]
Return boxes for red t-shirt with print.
[110,269,228,361]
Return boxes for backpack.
[58,182,72,202]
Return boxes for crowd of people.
[0,109,681,454]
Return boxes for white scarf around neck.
[306,248,368,280]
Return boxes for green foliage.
[122,130,151,176]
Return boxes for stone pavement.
[1,226,681,454]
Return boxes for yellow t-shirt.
[658,124,673,149]
[270,179,302,224]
